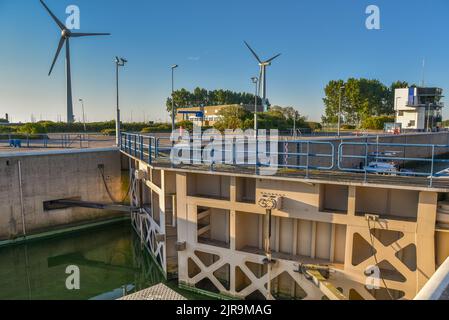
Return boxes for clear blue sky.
[1,0,449,123]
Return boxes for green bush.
[0,126,14,134]
[361,115,395,130]
[341,124,356,130]
[305,122,322,131]
[140,127,153,133]
[101,129,116,136]
[176,120,194,131]
[18,123,47,134]
[140,123,172,133]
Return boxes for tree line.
[0,121,172,135]
[166,87,264,113]
[321,78,410,127]
[213,105,319,132]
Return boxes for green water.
[0,221,203,300]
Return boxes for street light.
[115,56,127,147]
[171,64,179,132]
[337,85,345,137]
[251,77,259,132]
[78,98,86,132]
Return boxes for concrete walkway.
[118,283,186,300]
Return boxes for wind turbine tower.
[244,41,281,112]
[40,0,110,123]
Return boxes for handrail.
[120,132,449,187]
[0,133,97,149]
[414,256,449,300]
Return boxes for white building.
[395,87,444,131]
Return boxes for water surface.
[0,221,202,300]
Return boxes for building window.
[408,120,415,127]
[398,111,404,116]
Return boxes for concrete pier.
[120,131,449,300]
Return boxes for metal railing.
[120,132,449,188]
[121,133,158,164]
[338,142,449,187]
[0,133,90,149]
[414,256,449,300]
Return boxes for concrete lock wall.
[0,149,126,240]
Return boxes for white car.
[364,161,399,175]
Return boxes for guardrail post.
[133,135,137,157]
[296,142,300,168]
[255,137,259,175]
[210,147,215,171]
[140,135,144,160]
[126,134,129,153]
[364,143,368,183]
[232,140,236,165]
[148,138,152,164]
[305,141,310,178]
[430,145,435,188]
[190,138,194,165]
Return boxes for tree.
[166,88,193,113]
[386,81,410,112]
[166,87,263,112]
[322,78,402,126]
[361,115,395,130]
[213,105,252,131]
[193,87,208,105]
[268,106,307,129]
[322,79,346,124]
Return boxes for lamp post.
[251,77,259,173]
[251,77,259,132]
[337,85,345,137]
[115,57,127,147]
[78,98,86,132]
[171,64,179,132]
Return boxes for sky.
[1,0,449,123]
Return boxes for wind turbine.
[40,0,110,123]
[244,41,281,112]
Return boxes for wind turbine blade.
[70,33,111,37]
[265,53,282,63]
[49,37,65,76]
[244,41,262,63]
[39,0,66,30]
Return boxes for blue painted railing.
[120,132,449,187]
[121,133,159,164]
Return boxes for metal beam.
[45,199,139,213]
